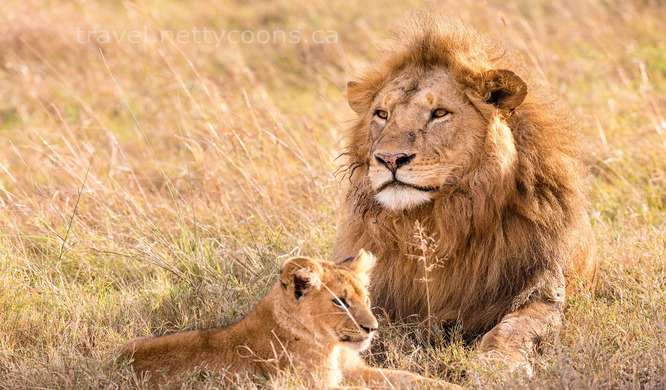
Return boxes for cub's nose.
[359,323,378,334]
[374,153,415,173]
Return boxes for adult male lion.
[334,14,598,370]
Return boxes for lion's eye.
[432,108,450,118]
[332,297,350,309]
[375,110,388,119]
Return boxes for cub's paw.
[384,372,461,389]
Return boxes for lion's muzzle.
[374,152,415,173]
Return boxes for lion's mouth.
[376,180,439,193]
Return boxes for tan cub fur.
[120,250,451,388]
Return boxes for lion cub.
[120,250,443,388]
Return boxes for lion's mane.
[336,14,595,334]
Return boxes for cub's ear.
[347,81,366,114]
[339,249,376,285]
[482,69,527,111]
[280,257,323,301]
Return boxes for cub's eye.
[332,297,350,309]
[375,110,388,119]
[432,108,450,118]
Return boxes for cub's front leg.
[338,348,459,389]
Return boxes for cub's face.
[315,264,377,351]
[363,67,487,211]
[280,250,377,351]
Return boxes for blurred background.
[0,0,664,388]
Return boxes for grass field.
[1,0,665,388]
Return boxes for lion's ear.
[482,69,527,111]
[339,249,376,285]
[347,81,366,114]
[280,257,323,301]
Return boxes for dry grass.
[1,0,664,388]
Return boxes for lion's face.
[280,250,378,351]
[347,62,527,212]
[362,67,486,211]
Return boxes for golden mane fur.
[335,13,597,345]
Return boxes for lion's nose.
[375,153,415,173]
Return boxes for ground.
[0,0,664,388]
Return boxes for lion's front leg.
[478,300,563,375]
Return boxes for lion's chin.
[375,186,433,211]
